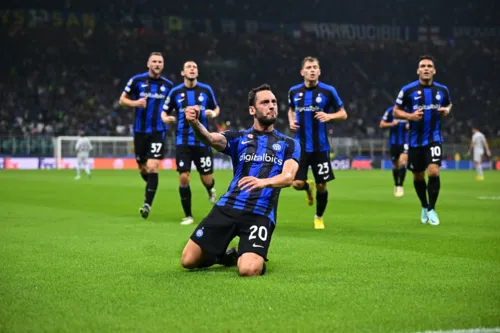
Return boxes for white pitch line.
[409,328,500,333]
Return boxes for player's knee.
[180,251,199,269]
[292,180,304,190]
[179,172,190,186]
[238,261,263,277]
[316,183,327,192]
[413,172,425,180]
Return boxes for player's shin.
[316,190,328,217]
[427,176,440,211]
[179,186,192,217]
[392,168,399,186]
[399,167,407,185]
[413,179,429,208]
[204,178,215,194]
[145,173,159,206]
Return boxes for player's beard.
[255,111,276,127]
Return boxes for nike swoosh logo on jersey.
[252,244,264,248]
[141,84,148,88]
[414,96,422,100]
[241,140,253,144]
[294,98,302,101]
[177,98,184,103]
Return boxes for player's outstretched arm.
[238,159,299,192]
[185,106,227,151]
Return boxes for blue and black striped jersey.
[163,82,218,147]
[288,81,343,153]
[217,128,301,224]
[382,107,409,146]
[123,72,174,133]
[395,80,451,148]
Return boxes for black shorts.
[190,205,275,260]
[408,142,442,172]
[294,150,335,183]
[176,145,213,175]
[390,144,409,162]
[134,131,166,165]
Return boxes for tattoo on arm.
[190,120,227,151]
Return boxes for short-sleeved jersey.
[472,132,487,152]
[75,137,93,154]
[395,80,451,148]
[381,106,409,146]
[123,72,174,133]
[288,81,343,153]
[163,82,218,147]
[217,128,301,224]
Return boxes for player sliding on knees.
[179,84,300,276]
[393,55,452,226]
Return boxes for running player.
[393,55,452,226]
[119,52,173,219]
[162,61,219,225]
[180,84,300,276]
[288,56,348,229]
[380,106,409,197]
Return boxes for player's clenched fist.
[185,106,200,123]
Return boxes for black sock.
[179,186,192,217]
[302,182,310,191]
[145,173,158,206]
[427,176,440,211]
[399,167,407,186]
[261,263,267,276]
[316,191,328,217]
[205,179,215,195]
[140,173,148,182]
[392,169,399,186]
[413,179,428,208]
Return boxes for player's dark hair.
[149,52,163,59]
[248,84,272,107]
[182,60,197,69]
[302,56,320,69]
[419,55,436,65]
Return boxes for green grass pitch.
[1,170,499,333]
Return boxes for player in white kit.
[75,131,93,180]
[468,127,491,180]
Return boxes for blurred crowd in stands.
[0,0,498,150]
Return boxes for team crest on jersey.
[247,134,254,139]
[316,95,322,103]
[198,95,204,102]
[195,228,204,238]
[181,93,185,97]
[299,92,303,97]
[160,85,166,92]
[435,92,441,100]
[272,143,282,151]
[179,160,184,167]
[418,90,422,95]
